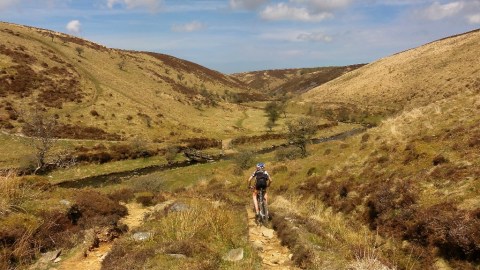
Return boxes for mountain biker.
[247,162,272,220]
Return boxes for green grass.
[48,155,168,184]
[0,134,31,169]
[124,159,240,192]
[235,110,248,129]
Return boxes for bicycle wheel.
[262,199,269,222]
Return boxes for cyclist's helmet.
[256,163,265,170]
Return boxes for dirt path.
[247,207,299,270]
[56,203,150,270]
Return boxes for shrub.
[233,151,254,172]
[406,203,480,261]
[132,177,164,192]
[306,167,317,176]
[90,110,100,117]
[108,188,135,203]
[165,146,179,164]
[361,133,370,143]
[110,144,133,160]
[74,190,127,228]
[0,213,40,268]
[180,137,221,150]
[271,165,288,174]
[135,192,155,206]
[275,147,301,161]
[432,154,449,166]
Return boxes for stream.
[56,127,367,189]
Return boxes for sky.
[1,0,479,73]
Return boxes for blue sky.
[1,0,479,73]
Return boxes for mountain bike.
[256,188,269,225]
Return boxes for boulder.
[59,199,71,206]
[169,202,189,212]
[132,232,152,241]
[222,248,244,262]
[261,227,275,239]
[38,249,62,263]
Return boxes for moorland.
[1,21,479,270]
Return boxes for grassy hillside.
[1,21,479,270]
[301,29,480,125]
[0,22,265,143]
[1,22,314,171]
[267,88,480,269]
[232,64,365,96]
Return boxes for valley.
[1,21,479,270]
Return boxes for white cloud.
[171,21,206,32]
[292,0,352,12]
[260,3,333,22]
[66,20,81,35]
[467,13,480,24]
[421,1,465,20]
[259,29,332,42]
[297,32,333,42]
[230,0,269,10]
[107,0,162,11]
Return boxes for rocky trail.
[45,202,152,270]
[247,207,299,270]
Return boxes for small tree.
[278,94,290,118]
[264,101,280,130]
[265,119,275,132]
[165,146,179,164]
[233,151,254,175]
[286,117,317,157]
[22,109,58,174]
[118,59,126,71]
[75,46,84,56]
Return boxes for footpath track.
[247,207,300,270]
[55,203,151,270]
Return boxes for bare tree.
[22,109,58,174]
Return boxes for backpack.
[254,170,268,189]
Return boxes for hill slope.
[0,22,261,141]
[232,64,365,96]
[301,29,480,122]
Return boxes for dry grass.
[233,65,365,96]
[302,30,480,120]
[0,170,45,215]
[103,197,260,270]
[0,22,270,155]
[269,88,480,268]
[270,195,406,269]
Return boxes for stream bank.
[56,127,367,189]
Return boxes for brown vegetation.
[0,172,127,269]
[233,64,366,95]
[74,143,156,164]
[0,44,83,108]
